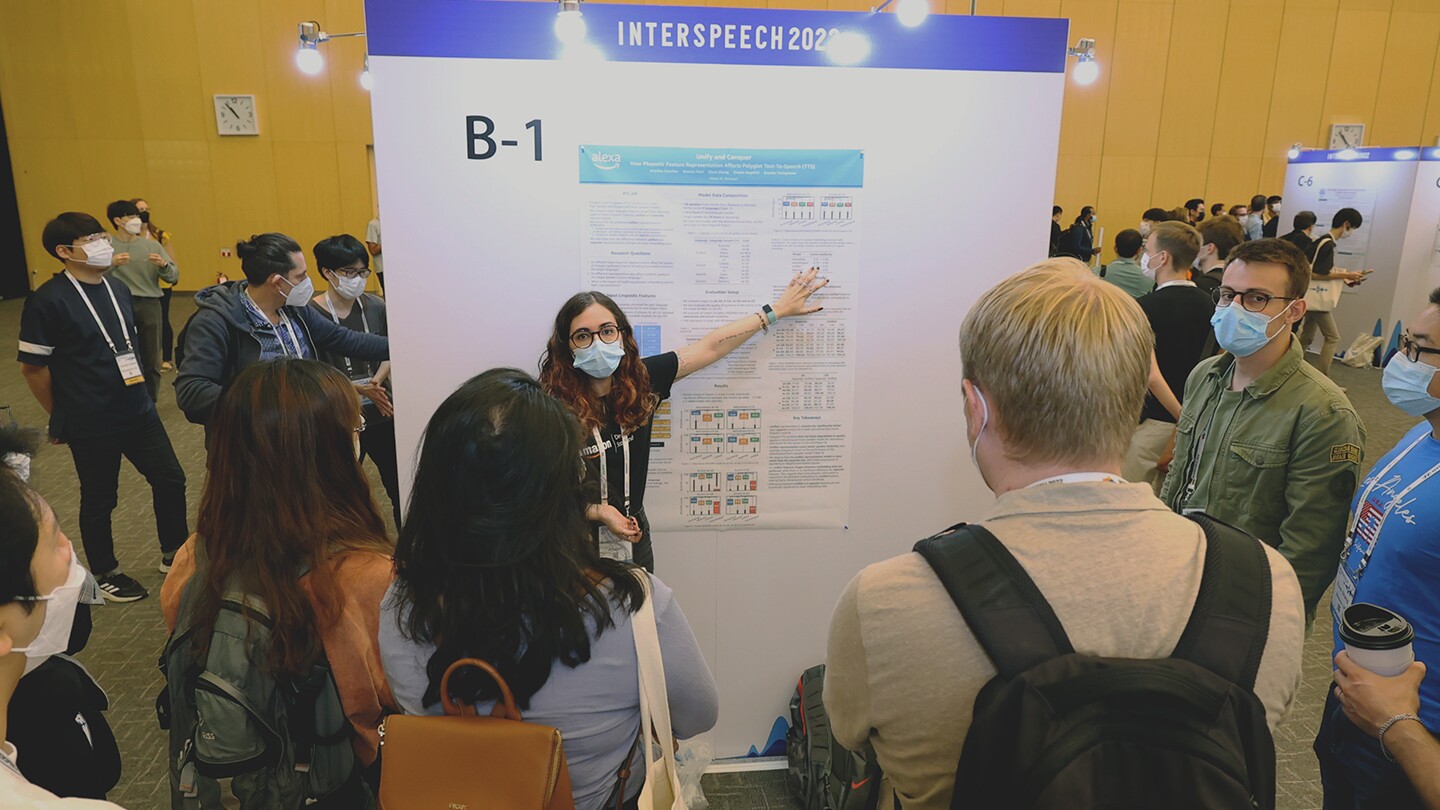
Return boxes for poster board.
[367,0,1067,758]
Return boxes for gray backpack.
[158,579,367,809]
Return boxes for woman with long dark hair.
[380,368,718,810]
[161,359,397,805]
[540,271,827,571]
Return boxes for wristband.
[762,304,778,325]
[1379,713,1423,761]
[755,312,768,334]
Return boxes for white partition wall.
[366,0,1067,759]
[1391,150,1440,336]
[1283,148,1422,352]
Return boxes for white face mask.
[122,217,143,236]
[1140,251,1161,280]
[67,239,114,269]
[331,274,367,300]
[1270,203,1281,213]
[967,385,994,492]
[12,552,86,676]
[278,275,315,308]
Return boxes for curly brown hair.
[539,291,658,434]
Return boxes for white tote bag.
[632,570,688,810]
[1304,236,1344,312]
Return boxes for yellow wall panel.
[1262,4,1337,164]
[1316,8,1391,146]
[129,0,209,140]
[1209,2,1284,159]
[1150,156,1207,211]
[1205,156,1263,207]
[1096,154,1156,259]
[142,140,219,288]
[1370,11,1440,146]
[1423,43,1440,143]
[1005,0,1063,15]
[1101,1,1172,157]
[1154,0,1227,159]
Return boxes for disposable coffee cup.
[1340,603,1415,677]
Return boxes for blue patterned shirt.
[240,285,313,360]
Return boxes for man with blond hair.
[1162,238,1365,620]
[825,258,1305,809]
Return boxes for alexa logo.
[590,150,622,171]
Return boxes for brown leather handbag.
[377,657,575,810]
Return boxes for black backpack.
[786,664,884,810]
[914,514,1275,810]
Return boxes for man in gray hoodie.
[174,233,388,432]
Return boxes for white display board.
[1391,150,1440,337]
[367,0,1067,759]
[1283,148,1423,352]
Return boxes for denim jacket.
[1160,336,1365,617]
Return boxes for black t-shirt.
[17,273,157,441]
[582,352,679,522]
[1281,229,1313,256]
[308,293,390,421]
[1138,283,1216,424]
[1193,267,1224,296]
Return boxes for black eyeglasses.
[330,266,372,280]
[1213,287,1296,313]
[570,324,622,349]
[1400,333,1440,364]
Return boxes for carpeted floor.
[0,293,1418,809]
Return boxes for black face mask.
[138,211,150,224]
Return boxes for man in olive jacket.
[1161,238,1364,621]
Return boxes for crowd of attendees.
[1,195,1439,810]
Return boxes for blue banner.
[579,146,863,188]
[1288,147,1424,164]
[366,0,1068,73]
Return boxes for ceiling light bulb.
[1073,58,1099,85]
[296,46,325,75]
[896,0,929,27]
[828,31,871,66]
[1336,148,1360,161]
[555,10,588,45]
[1287,147,1301,160]
[359,68,373,91]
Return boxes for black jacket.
[174,282,389,426]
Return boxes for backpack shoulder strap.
[914,523,1073,679]
[1171,513,1272,691]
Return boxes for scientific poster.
[579,145,862,530]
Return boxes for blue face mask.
[1383,353,1440,417]
[573,338,625,379]
[1210,300,1293,358]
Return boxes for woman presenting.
[539,267,828,572]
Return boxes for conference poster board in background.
[1392,150,1440,337]
[367,0,1067,759]
[1283,148,1421,354]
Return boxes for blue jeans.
[1315,692,1425,810]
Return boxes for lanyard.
[63,271,133,355]
[275,310,303,357]
[1156,280,1197,291]
[0,744,19,779]
[593,427,632,516]
[1346,432,1440,581]
[322,293,369,376]
[245,290,304,357]
[1027,472,1127,488]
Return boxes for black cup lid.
[1340,603,1415,650]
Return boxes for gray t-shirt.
[378,572,719,810]
[107,234,177,298]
